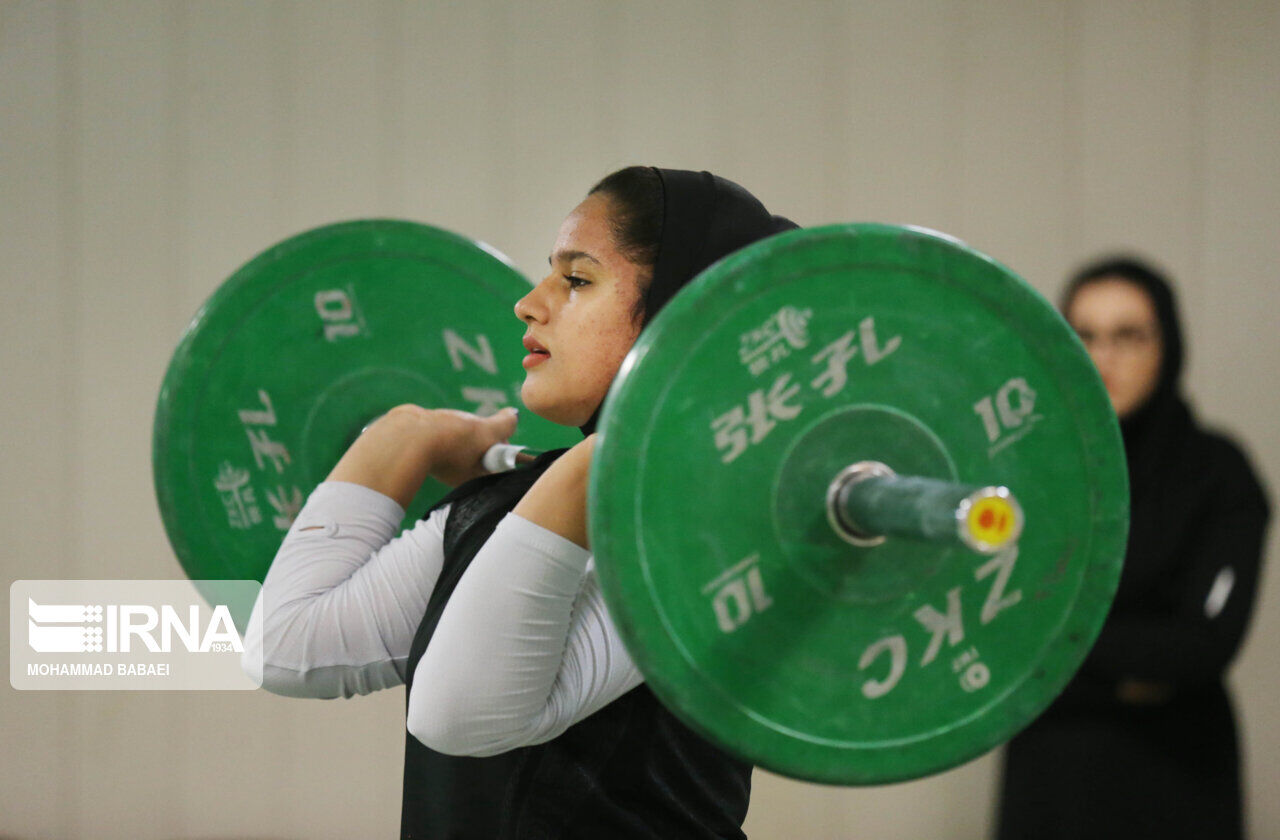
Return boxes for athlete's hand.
[513,433,595,549]
[420,407,521,487]
[327,405,519,506]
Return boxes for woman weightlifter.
[244,166,796,839]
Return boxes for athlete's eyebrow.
[548,249,601,266]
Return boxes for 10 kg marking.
[974,376,1039,454]
[315,287,367,342]
[703,554,773,633]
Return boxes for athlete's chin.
[520,379,592,428]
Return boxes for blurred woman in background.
[996,257,1271,839]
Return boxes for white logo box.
[11,579,261,691]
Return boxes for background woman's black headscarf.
[1062,257,1190,494]
[1061,256,1205,613]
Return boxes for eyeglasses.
[1073,325,1160,354]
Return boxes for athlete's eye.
[564,275,591,289]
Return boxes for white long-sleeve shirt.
[242,480,643,756]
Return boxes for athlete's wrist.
[326,404,440,508]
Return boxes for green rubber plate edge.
[152,219,559,588]
[589,222,1128,785]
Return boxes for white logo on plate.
[738,306,814,376]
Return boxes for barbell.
[152,219,1127,785]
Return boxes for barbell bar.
[152,219,1127,785]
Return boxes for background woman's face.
[1066,277,1164,418]
[513,194,646,427]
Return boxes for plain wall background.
[2,1,1277,837]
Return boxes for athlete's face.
[514,194,646,427]
[1066,277,1163,419]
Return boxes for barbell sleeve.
[826,461,1024,554]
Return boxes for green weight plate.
[154,220,574,585]
[590,224,1128,784]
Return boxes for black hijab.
[579,168,798,434]
[1062,257,1191,495]
[1062,256,1204,605]
[431,168,796,513]
[641,168,799,324]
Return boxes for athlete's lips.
[522,335,549,356]
[522,334,550,370]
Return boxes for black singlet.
[400,455,752,839]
